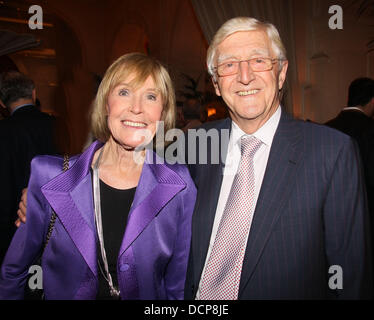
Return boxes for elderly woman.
[0,53,196,300]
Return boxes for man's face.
[213,30,288,133]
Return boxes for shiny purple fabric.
[0,141,196,299]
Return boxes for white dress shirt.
[196,106,282,299]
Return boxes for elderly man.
[184,17,372,299]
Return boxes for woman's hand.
[15,188,27,227]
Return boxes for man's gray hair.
[207,17,287,79]
[0,71,35,108]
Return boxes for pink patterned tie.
[199,136,262,300]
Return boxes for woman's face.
[106,74,163,149]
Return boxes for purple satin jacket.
[0,141,196,299]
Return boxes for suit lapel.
[238,112,303,296]
[118,150,186,255]
[41,141,103,276]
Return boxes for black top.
[96,178,136,300]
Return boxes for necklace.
[93,146,120,298]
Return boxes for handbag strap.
[41,154,69,253]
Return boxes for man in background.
[326,77,374,255]
[0,71,57,263]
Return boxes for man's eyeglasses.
[214,57,281,77]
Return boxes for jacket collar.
[11,104,35,116]
[118,150,186,255]
[41,141,186,276]
[41,141,103,276]
[238,111,303,296]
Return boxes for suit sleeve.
[0,130,16,262]
[0,157,53,299]
[164,168,197,300]
[323,137,373,299]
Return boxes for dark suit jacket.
[0,105,57,263]
[326,110,374,215]
[184,110,373,299]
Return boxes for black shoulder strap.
[41,154,69,253]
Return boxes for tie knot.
[240,136,262,158]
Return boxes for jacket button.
[120,264,129,272]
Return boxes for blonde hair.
[207,17,287,79]
[91,52,176,142]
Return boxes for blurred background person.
[326,77,374,254]
[0,71,58,264]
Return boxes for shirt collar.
[230,105,282,149]
[11,103,34,115]
[342,106,366,114]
